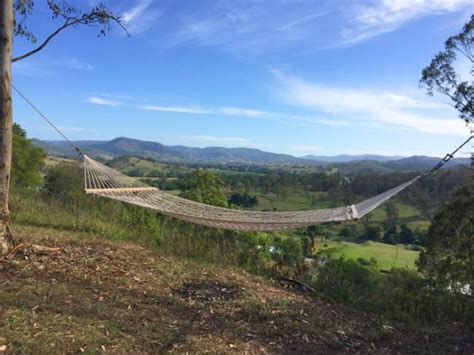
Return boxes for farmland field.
[316,240,419,271]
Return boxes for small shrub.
[315,258,382,310]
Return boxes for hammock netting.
[83,155,420,231]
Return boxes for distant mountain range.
[32,137,471,172]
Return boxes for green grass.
[316,240,419,271]
[252,190,311,211]
[407,220,431,231]
[241,189,332,211]
[369,201,422,222]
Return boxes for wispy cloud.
[276,11,334,32]
[166,134,269,149]
[88,96,120,106]
[139,101,338,129]
[168,0,472,53]
[274,70,468,136]
[12,57,93,77]
[141,104,269,117]
[342,0,473,44]
[87,82,467,136]
[99,93,139,101]
[217,107,267,118]
[122,0,160,34]
[171,3,336,53]
[141,105,210,114]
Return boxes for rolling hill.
[33,136,471,171]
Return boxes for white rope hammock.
[83,155,420,231]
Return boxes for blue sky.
[12,0,474,157]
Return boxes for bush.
[314,258,474,328]
[360,225,382,241]
[227,193,258,208]
[417,184,474,289]
[315,258,382,309]
[381,269,474,326]
[12,123,46,187]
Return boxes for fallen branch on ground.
[2,242,62,260]
[279,277,316,293]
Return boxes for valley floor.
[0,225,472,354]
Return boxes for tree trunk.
[0,0,14,256]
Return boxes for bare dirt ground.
[0,225,472,354]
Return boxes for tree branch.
[12,20,72,62]
[13,9,128,63]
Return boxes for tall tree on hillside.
[417,184,474,290]
[420,14,473,124]
[0,1,126,255]
[418,15,474,290]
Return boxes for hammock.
[83,155,420,231]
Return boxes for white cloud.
[274,70,468,136]
[91,86,467,136]
[218,107,267,118]
[100,93,138,100]
[88,96,120,106]
[171,3,336,53]
[139,101,383,130]
[169,1,473,53]
[343,0,473,44]
[141,105,210,114]
[12,57,93,78]
[141,104,269,117]
[122,0,160,34]
[277,11,334,32]
[175,134,268,149]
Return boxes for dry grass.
[0,225,471,354]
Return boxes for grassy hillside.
[0,225,469,353]
[3,154,471,352]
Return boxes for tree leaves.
[12,0,128,62]
[420,14,474,124]
[417,183,474,289]
[11,123,46,188]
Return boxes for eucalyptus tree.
[0,1,126,255]
[418,15,474,290]
[420,14,473,124]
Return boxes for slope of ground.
[0,225,471,354]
